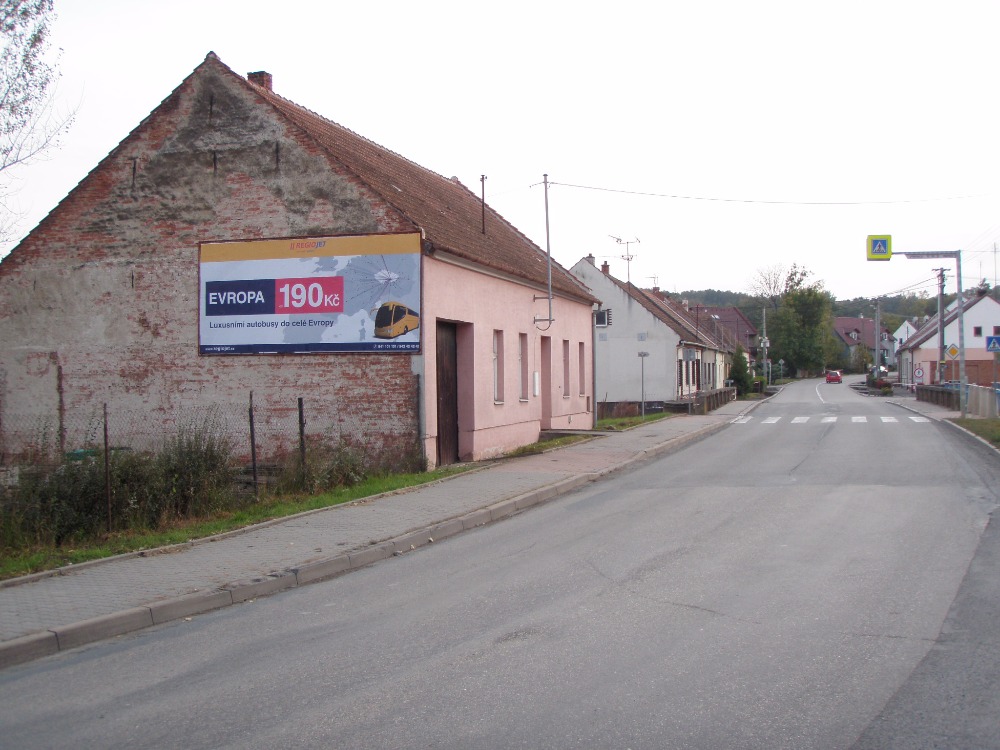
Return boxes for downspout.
[414,225,430,464]
[592,306,599,428]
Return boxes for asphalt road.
[1,378,998,749]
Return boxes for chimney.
[248,71,273,91]
[585,254,596,266]
[601,261,610,275]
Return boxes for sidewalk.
[0,394,966,669]
[0,399,758,668]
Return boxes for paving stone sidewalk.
[0,393,964,669]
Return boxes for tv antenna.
[610,235,639,284]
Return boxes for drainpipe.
[592,307,599,429]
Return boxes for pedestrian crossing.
[732,415,931,425]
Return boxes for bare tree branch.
[0,0,75,244]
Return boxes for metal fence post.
[298,397,306,486]
[103,403,112,533]
[249,392,259,500]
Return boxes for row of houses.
[0,53,746,471]
[833,293,1000,385]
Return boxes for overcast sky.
[6,0,1000,302]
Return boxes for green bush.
[0,418,239,549]
[156,424,238,520]
[279,435,426,495]
[13,458,107,546]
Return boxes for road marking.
[731,415,935,425]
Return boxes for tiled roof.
[833,317,887,349]
[217,55,595,304]
[689,305,757,350]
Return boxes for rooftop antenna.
[647,275,659,288]
[610,235,639,284]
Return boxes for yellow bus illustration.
[374,301,420,339]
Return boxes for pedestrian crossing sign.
[866,235,892,261]
[987,336,1000,353]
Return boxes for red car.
[826,370,842,383]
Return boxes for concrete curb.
[0,417,734,671]
[891,399,1000,459]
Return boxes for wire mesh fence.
[0,393,423,548]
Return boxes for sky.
[5,0,1000,302]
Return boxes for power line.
[546,180,993,207]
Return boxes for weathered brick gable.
[0,54,420,459]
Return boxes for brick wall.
[0,56,420,462]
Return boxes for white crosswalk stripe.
[731,415,933,425]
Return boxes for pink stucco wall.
[421,256,593,465]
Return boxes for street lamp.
[638,351,649,418]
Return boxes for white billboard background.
[199,234,421,354]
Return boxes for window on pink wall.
[562,339,570,397]
[578,342,586,395]
[493,330,504,403]
[519,333,529,401]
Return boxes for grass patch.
[951,417,1000,448]
[597,412,673,431]
[502,434,591,457]
[0,466,470,581]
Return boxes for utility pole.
[936,268,946,384]
[899,250,968,418]
[874,297,881,374]
[760,307,770,385]
[480,174,487,234]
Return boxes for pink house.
[0,53,597,469]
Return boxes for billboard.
[199,233,421,354]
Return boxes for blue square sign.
[987,336,1000,353]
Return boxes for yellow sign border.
[866,235,892,261]
[201,232,421,263]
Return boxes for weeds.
[0,419,426,562]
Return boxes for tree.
[0,0,73,240]
[729,344,752,395]
[766,270,834,377]
[750,264,786,311]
